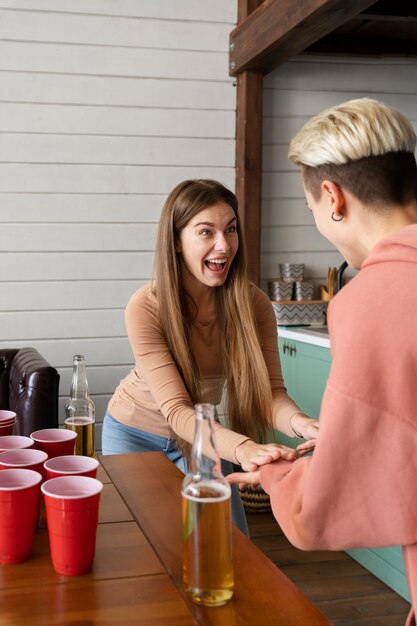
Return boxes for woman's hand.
[291,414,320,440]
[235,440,297,472]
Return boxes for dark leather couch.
[0,348,60,436]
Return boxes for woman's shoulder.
[248,281,272,309]
[125,283,164,340]
[126,282,159,316]
[247,282,276,327]
[128,281,157,302]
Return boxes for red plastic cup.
[44,455,99,480]
[0,468,42,563]
[0,449,48,526]
[0,410,17,423]
[0,449,48,479]
[0,411,17,435]
[0,424,16,436]
[0,449,49,526]
[30,429,77,459]
[41,475,103,576]
[0,436,34,452]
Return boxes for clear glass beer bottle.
[181,403,233,606]
[64,355,95,458]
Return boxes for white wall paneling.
[0,165,235,193]
[0,41,231,81]
[1,224,158,251]
[0,252,154,281]
[0,104,235,137]
[0,1,237,451]
[0,73,235,109]
[0,194,166,222]
[0,1,236,23]
[262,55,417,292]
[4,338,136,369]
[0,9,232,50]
[1,135,234,166]
[0,281,143,311]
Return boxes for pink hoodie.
[261,224,417,625]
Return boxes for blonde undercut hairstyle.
[289,98,417,206]
[153,180,273,450]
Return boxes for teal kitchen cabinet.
[274,332,410,603]
[275,336,331,449]
[278,337,331,418]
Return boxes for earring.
[331,212,344,222]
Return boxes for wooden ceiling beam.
[229,0,379,76]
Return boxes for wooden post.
[234,1,264,285]
[235,71,263,285]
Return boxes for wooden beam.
[235,71,263,285]
[235,1,264,285]
[229,0,379,76]
[238,0,265,21]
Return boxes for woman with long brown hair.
[102,179,318,533]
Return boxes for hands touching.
[228,451,296,491]
[234,440,297,472]
[231,416,319,489]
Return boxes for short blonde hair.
[289,98,416,167]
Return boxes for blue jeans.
[102,411,249,536]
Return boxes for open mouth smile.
[204,258,228,272]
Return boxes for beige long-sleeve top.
[108,282,299,462]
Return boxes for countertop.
[278,325,330,349]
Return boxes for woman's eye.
[199,229,211,236]
[226,225,237,233]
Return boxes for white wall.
[261,55,417,292]
[0,0,237,450]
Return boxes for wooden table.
[0,453,330,625]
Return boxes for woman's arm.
[275,404,320,440]
[126,288,298,465]
[253,286,320,440]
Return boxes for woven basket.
[240,485,271,513]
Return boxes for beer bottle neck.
[70,355,90,400]
[189,404,221,480]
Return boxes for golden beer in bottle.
[181,403,233,606]
[64,355,96,458]
[64,416,95,457]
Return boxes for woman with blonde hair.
[229,97,417,622]
[102,179,318,534]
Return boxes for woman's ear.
[321,180,345,218]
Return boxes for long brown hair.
[153,179,273,445]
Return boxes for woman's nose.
[214,234,229,251]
